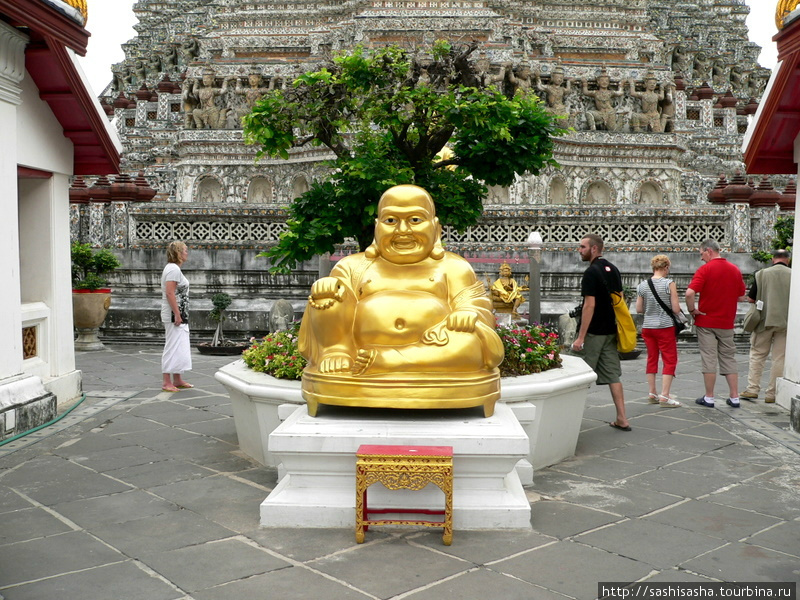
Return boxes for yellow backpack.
[611,290,637,353]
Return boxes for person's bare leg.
[703,372,716,398]
[660,374,674,398]
[725,372,739,399]
[647,373,657,398]
[609,382,628,427]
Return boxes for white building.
[0,0,120,437]
[743,3,800,423]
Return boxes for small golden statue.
[298,185,505,417]
[488,263,528,318]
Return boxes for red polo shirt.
[688,257,745,329]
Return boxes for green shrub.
[242,324,306,380]
[497,323,562,377]
[71,242,121,290]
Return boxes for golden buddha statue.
[298,185,505,417]
[488,263,528,318]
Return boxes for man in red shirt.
[685,239,746,408]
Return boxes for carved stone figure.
[488,263,527,317]
[181,76,198,129]
[179,38,200,67]
[506,58,533,97]
[192,68,231,129]
[297,184,504,417]
[534,66,571,118]
[712,60,728,88]
[148,54,162,80]
[581,70,625,131]
[692,51,712,81]
[659,83,676,133]
[235,71,272,126]
[670,45,691,77]
[133,59,147,84]
[629,72,665,133]
[162,44,179,72]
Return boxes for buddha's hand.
[308,277,344,310]
[447,310,478,333]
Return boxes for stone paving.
[0,344,798,600]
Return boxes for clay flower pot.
[72,289,112,351]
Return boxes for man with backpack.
[571,234,631,431]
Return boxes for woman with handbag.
[636,255,684,407]
[161,241,193,392]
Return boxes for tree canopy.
[243,41,567,273]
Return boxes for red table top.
[357,444,453,457]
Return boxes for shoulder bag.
[646,278,685,334]
[742,270,763,333]
[592,263,637,353]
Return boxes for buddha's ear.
[429,218,444,260]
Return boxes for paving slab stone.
[147,476,267,532]
[308,538,471,599]
[111,426,199,447]
[744,520,800,558]
[704,443,783,466]
[574,423,666,456]
[0,561,183,600]
[52,490,179,529]
[412,529,555,564]
[128,403,223,426]
[141,538,291,592]
[626,468,731,499]
[703,483,800,520]
[680,541,800,582]
[0,506,73,545]
[245,527,386,562]
[530,469,615,499]
[234,467,278,489]
[575,518,725,569]
[490,539,653,600]
[0,486,32,515]
[556,478,681,518]
[90,509,235,557]
[662,455,772,485]
[646,432,734,454]
[601,443,696,468]
[642,569,722,583]
[0,456,132,506]
[108,458,217,488]
[91,415,169,435]
[176,418,238,444]
[646,499,781,542]
[68,445,170,472]
[554,455,655,481]
[0,530,123,587]
[676,422,743,442]
[626,412,700,432]
[50,432,138,455]
[530,500,622,539]
[402,566,569,600]
[190,566,372,600]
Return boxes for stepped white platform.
[261,403,531,530]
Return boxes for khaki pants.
[744,327,787,401]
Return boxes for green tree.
[243,42,567,272]
[752,215,794,263]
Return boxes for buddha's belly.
[354,291,449,346]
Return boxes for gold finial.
[777,0,800,29]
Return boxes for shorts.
[696,326,737,375]
[578,333,621,385]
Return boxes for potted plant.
[197,293,254,355]
[71,242,121,351]
[216,321,596,472]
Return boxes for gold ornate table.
[355,444,454,545]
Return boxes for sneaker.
[740,391,758,400]
[765,397,776,404]
[726,398,740,408]
[695,397,715,407]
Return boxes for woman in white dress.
[161,241,193,392]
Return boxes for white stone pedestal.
[262,403,531,530]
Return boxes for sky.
[77,1,780,95]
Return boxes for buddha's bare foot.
[319,353,353,374]
[352,349,376,376]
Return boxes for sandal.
[648,393,659,404]
[175,383,194,389]
[658,395,682,407]
[162,385,179,393]
[609,421,632,431]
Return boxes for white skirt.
[162,323,192,374]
